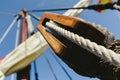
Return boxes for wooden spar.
[20,17,28,43]
[17,9,31,80]
[37,12,119,80]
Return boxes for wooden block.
[37,12,117,80]
[39,12,106,45]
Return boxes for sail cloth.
[26,14,35,34]
[64,0,92,17]
[0,32,48,80]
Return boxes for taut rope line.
[0,15,19,44]
[46,21,120,68]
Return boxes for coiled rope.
[46,21,120,68]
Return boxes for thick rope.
[87,21,115,45]
[63,0,92,17]
[46,22,120,68]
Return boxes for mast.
[17,9,31,80]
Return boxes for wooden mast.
[17,9,31,80]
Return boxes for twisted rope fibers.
[46,22,120,68]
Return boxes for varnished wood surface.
[38,24,66,55]
[37,12,119,80]
[40,12,107,46]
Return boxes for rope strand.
[28,13,40,21]
[44,53,58,80]
[50,51,73,80]
[33,61,39,80]
[28,2,120,12]
[46,21,120,68]
[10,18,21,80]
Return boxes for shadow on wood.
[37,12,120,80]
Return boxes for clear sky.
[0,0,119,80]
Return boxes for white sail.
[26,14,35,34]
[64,0,92,17]
[0,32,48,80]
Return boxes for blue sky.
[0,0,119,80]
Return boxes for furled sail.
[0,32,48,80]
[63,0,92,16]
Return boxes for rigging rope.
[44,53,58,80]
[50,50,73,80]
[29,13,73,80]
[63,0,92,17]
[29,11,114,45]
[26,12,59,80]
[26,14,39,80]
[28,0,91,20]
[15,19,21,47]
[0,15,19,44]
[24,13,40,80]
[46,21,120,68]
[28,2,120,12]
[28,13,40,21]
[10,19,21,80]
[33,61,39,80]
[28,1,92,79]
